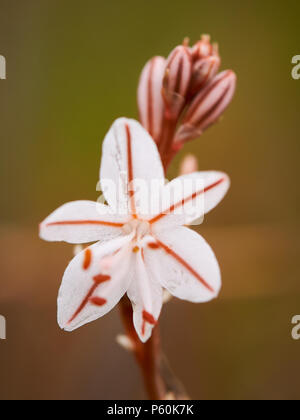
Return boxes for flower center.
[123,219,151,241]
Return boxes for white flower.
[39,118,230,342]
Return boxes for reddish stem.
[164,142,184,172]
[159,110,178,170]
[119,296,166,399]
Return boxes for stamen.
[148,242,160,249]
[93,274,111,284]
[142,310,157,325]
[83,248,92,270]
[133,246,140,253]
[89,297,107,306]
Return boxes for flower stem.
[119,296,166,399]
[159,111,178,170]
[119,296,189,400]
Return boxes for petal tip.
[59,319,75,332]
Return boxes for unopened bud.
[162,46,193,119]
[175,70,236,143]
[189,55,220,97]
[179,154,198,175]
[162,289,173,304]
[164,392,176,401]
[191,34,217,60]
[188,35,220,98]
[137,56,166,143]
[73,244,84,256]
[116,334,135,351]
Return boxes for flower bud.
[179,154,198,175]
[175,70,236,143]
[162,45,193,119]
[191,34,217,60]
[189,55,220,97]
[137,56,166,143]
[116,334,135,351]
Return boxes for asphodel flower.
[39,118,230,342]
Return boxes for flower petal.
[145,227,221,303]
[127,252,163,342]
[39,201,128,244]
[100,118,165,218]
[58,235,133,331]
[148,171,230,228]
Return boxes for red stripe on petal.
[67,283,98,324]
[83,248,92,270]
[149,177,225,224]
[155,239,215,293]
[125,123,137,218]
[67,275,111,325]
[89,297,107,306]
[204,178,225,193]
[46,220,124,228]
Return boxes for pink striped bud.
[175,70,236,143]
[137,56,166,144]
[162,46,193,118]
[191,34,216,60]
[189,55,221,97]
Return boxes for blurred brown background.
[0,0,299,400]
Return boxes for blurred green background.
[0,0,299,400]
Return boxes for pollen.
[133,246,140,253]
